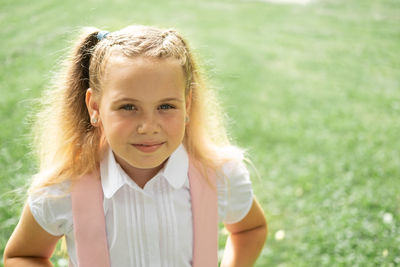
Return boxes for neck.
[115,155,165,189]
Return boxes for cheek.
[162,114,186,134]
[101,112,134,137]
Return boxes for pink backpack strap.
[189,160,219,267]
[71,170,111,267]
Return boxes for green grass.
[1,0,400,266]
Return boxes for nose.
[136,113,160,135]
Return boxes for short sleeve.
[28,183,73,236]
[217,160,254,224]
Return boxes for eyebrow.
[113,97,184,103]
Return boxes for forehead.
[101,55,186,101]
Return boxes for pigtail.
[67,28,99,107]
[178,35,242,169]
[64,28,101,137]
[29,28,103,193]
[62,27,103,168]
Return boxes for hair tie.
[97,31,109,41]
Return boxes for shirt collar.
[100,144,189,198]
[162,144,189,189]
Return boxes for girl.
[4,25,267,266]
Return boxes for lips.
[132,142,165,153]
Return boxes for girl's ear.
[85,88,100,118]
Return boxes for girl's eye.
[158,104,175,110]
[120,104,135,111]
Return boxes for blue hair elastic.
[97,31,109,41]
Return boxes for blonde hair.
[29,25,243,194]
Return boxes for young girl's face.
[91,55,190,173]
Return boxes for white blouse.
[29,145,253,267]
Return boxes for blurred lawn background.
[1,0,400,266]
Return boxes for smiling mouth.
[132,142,165,153]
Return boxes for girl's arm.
[3,203,62,267]
[221,198,267,267]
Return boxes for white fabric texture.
[28,145,253,267]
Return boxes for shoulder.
[218,158,250,181]
[216,158,254,224]
[28,181,73,236]
[29,181,72,209]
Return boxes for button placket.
[143,180,162,266]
